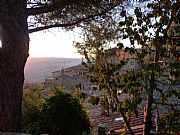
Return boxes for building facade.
[45,64,98,92]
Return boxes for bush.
[22,90,90,135]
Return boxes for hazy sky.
[29,29,82,58]
[0,29,81,58]
[0,29,132,58]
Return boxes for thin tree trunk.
[115,97,134,135]
[0,0,29,132]
[143,73,154,135]
[104,57,134,135]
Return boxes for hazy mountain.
[25,57,81,83]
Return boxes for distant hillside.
[25,57,81,83]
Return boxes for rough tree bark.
[0,0,29,132]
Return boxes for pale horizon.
[29,29,83,58]
[1,29,134,58]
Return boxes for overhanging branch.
[28,5,117,33]
[27,3,66,16]
[28,22,79,33]
[27,0,109,16]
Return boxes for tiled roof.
[90,108,144,135]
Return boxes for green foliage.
[159,111,180,134]
[119,2,180,133]
[72,88,88,101]
[39,91,90,135]
[88,95,100,106]
[22,87,90,135]
[22,84,45,113]
[100,97,110,113]
[22,84,46,134]
[75,0,180,134]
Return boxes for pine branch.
[28,5,117,33]
[27,3,66,16]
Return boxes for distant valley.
[25,57,81,83]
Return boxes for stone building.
[45,64,98,92]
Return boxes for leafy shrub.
[22,90,90,135]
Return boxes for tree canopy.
[27,0,119,33]
[22,86,90,135]
[75,0,180,134]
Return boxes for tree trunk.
[115,97,134,135]
[143,73,154,135]
[0,0,29,132]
